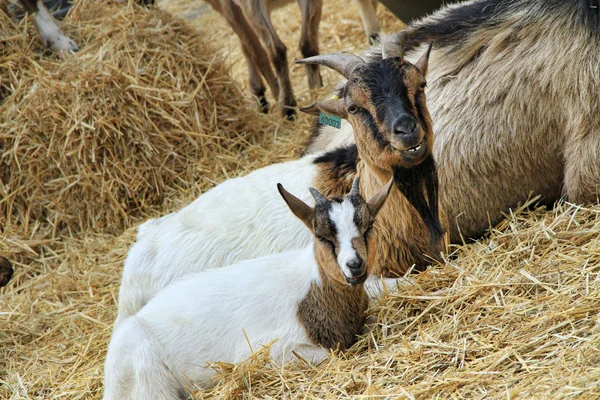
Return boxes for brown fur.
[311,56,447,277]
[0,256,14,288]
[297,268,369,350]
[307,0,600,242]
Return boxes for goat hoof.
[284,108,296,121]
[258,96,269,114]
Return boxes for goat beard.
[393,156,445,248]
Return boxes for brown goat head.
[278,177,393,286]
[297,38,434,172]
[298,39,444,248]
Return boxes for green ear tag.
[319,112,341,129]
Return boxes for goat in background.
[206,0,380,119]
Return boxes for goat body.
[307,0,600,241]
[105,248,327,398]
[104,179,388,398]
[116,156,317,325]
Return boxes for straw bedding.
[2,0,600,398]
[0,0,277,235]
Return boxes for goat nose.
[346,258,363,273]
[392,116,418,136]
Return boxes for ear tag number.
[319,112,341,129]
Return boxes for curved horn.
[350,176,361,197]
[296,52,365,78]
[382,31,409,59]
[309,187,328,205]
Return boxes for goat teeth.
[408,144,422,152]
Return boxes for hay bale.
[0,0,267,234]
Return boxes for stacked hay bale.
[0,0,273,236]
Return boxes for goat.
[13,0,155,55]
[0,256,13,288]
[205,0,380,119]
[16,0,79,54]
[103,177,392,398]
[115,41,444,327]
[306,0,600,242]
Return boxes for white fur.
[32,0,78,54]
[116,155,319,325]
[329,199,360,279]
[104,198,370,398]
[104,247,325,399]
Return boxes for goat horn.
[296,53,365,78]
[350,176,361,197]
[309,187,328,205]
[382,31,409,59]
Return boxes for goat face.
[278,177,393,286]
[297,37,433,171]
[345,57,432,170]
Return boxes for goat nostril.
[392,117,418,136]
[346,259,363,272]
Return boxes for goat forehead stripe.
[329,199,360,240]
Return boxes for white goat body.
[105,247,325,399]
[116,155,317,324]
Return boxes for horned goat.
[115,40,444,327]
[205,0,380,119]
[306,0,600,242]
[103,177,392,398]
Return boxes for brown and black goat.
[206,0,380,119]
[307,0,600,242]
[297,38,446,277]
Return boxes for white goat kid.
[103,177,392,399]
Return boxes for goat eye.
[347,105,359,114]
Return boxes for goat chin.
[115,155,318,326]
[307,0,600,242]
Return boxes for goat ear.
[366,178,394,217]
[277,183,314,231]
[414,42,433,77]
[317,99,348,119]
